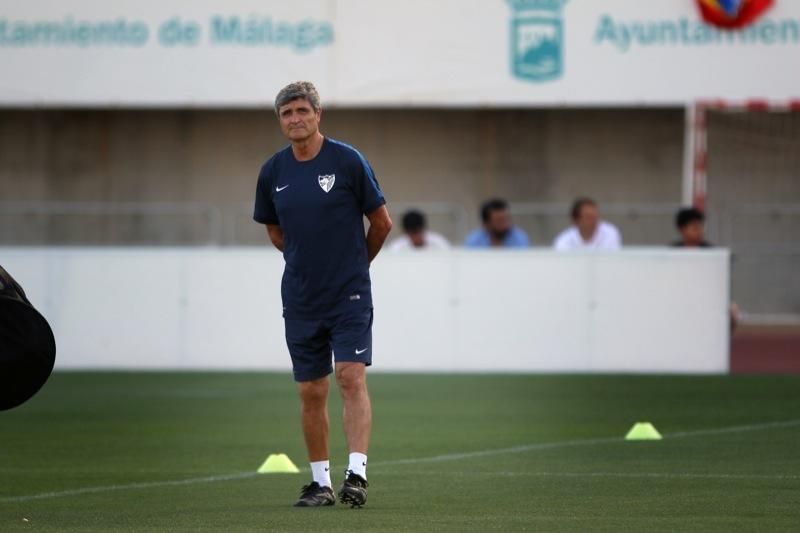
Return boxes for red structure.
[697,0,774,29]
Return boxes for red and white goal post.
[683,99,800,212]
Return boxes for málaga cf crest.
[318,174,335,193]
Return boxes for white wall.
[0,247,730,373]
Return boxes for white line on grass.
[3,417,799,504]
[0,472,257,503]
[372,436,621,467]
[371,417,800,468]
[665,417,800,438]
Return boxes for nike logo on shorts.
[275,184,289,192]
[355,348,368,355]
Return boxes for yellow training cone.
[257,453,300,474]
[625,422,663,441]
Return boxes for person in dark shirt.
[464,198,530,247]
[254,81,392,508]
[671,206,739,328]
[672,207,712,247]
[388,209,450,251]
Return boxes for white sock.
[310,460,331,488]
[348,452,367,480]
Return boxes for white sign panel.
[0,0,798,106]
[0,248,730,373]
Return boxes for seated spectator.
[671,207,738,330]
[672,207,712,247]
[464,198,530,248]
[553,197,621,251]
[388,209,450,251]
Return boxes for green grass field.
[1,372,799,532]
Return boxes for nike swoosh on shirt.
[275,184,289,192]
[355,348,368,355]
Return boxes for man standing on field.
[253,81,392,508]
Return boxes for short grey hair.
[274,81,321,115]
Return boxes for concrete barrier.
[0,247,730,373]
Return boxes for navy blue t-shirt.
[253,137,386,319]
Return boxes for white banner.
[0,0,798,106]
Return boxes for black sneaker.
[294,482,336,507]
[338,470,369,508]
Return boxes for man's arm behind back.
[365,206,392,263]
[266,224,285,252]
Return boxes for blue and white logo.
[508,0,568,82]
[318,174,335,193]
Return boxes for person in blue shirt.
[253,81,392,508]
[464,198,530,247]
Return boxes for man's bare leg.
[335,362,371,507]
[293,376,336,507]
[298,376,331,461]
[335,362,371,456]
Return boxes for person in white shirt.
[553,198,622,251]
[388,209,450,251]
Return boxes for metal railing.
[0,201,223,245]
[0,200,691,246]
[1,200,798,320]
[721,204,800,320]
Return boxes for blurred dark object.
[0,265,56,411]
[697,0,773,29]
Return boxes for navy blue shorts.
[284,308,373,382]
